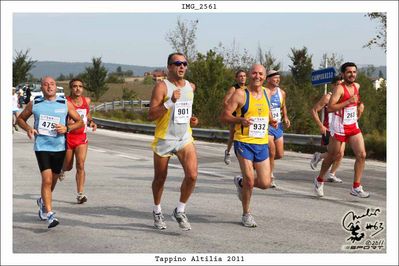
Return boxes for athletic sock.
[317,176,324,183]
[353,182,361,188]
[176,202,186,213]
[153,204,162,214]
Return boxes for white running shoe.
[172,208,191,231]
[327,173,343,183]
[153,211,167,230]
[47,212,59,228]
[224,150,231,165]
[310,152,321,170]
[270,174,277,188]
[313,178,324,197]
[241,213,257,227]
[233,175,243,201]
[36,197,47,221]
[350,186,370,198]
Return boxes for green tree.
[143,75,154,85]
[13,49,37,86]
[82,57,108,101]
[285,47,318,134]
[257,46,281,71]
[288,47,313,87]
[56,73,66,81]
[214,40,255,71]
[122,87,138,100]
[186,50,234,128]
[319,53,343,70]
[165,17,199,62]
[364,12,386,53]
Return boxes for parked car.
[29,84,65,101]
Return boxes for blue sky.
[13,12,386,70]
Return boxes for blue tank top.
[32,96,68,151]
[269,88,283,124]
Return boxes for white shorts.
[152,137,193,157]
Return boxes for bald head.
[41,76,56,86]
[249,64,266,88]
[250,64,266,74]
[41,76,57,99]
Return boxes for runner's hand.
[319,125,327,135]
[171,89,181,102]
[90,121,97,132]
[270,119,278,128]
[190,116,199,127]
[240,117,252,127]
[27,128,38,140]
[284,118,291,128]
[55,124,67,134]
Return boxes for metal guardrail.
[92,100,150,112]
[92,117,322,146]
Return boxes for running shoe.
[270,174,277,188]
[224,150,231,165]
[153,211,167,230]
[172,208,191,231]
[327,173,343,183]
[47,212,59,228]
[310,152,321,170]
[350,186,370,198]
[241,213,257,227]
[36,197,47,221]
[233,175,243,201]
[76,193,88,204]
[313,178,324,197]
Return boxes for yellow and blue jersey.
[234,87,271,144]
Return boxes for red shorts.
[333,128,361,143]
[66,133,88,150]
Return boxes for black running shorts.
[35,151,66,174]
[321,131,331,146]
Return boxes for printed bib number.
[271,108,281,123]
[38,115,60,137]
[249,117,268,138]
[174,101,192,124]
[343,106,357,125]
[77,109,88,132]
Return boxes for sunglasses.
[170,61,188,67]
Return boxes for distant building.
[151,69,167,81]
[372,77,385,90]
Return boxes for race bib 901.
[174,101,192,124]
[38,115,60,137]
[249,117,268,138]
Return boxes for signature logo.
[342,208,384,243]
[341,208,385,251]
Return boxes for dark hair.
[340,62,357,73]
[167,52,186,65]
[235,69,246,78]
[331,75,342,84]
[69,78,84,88]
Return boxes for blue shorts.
[269,123,284,140]
[234,141,269,163]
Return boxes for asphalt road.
[12,128,387,256]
